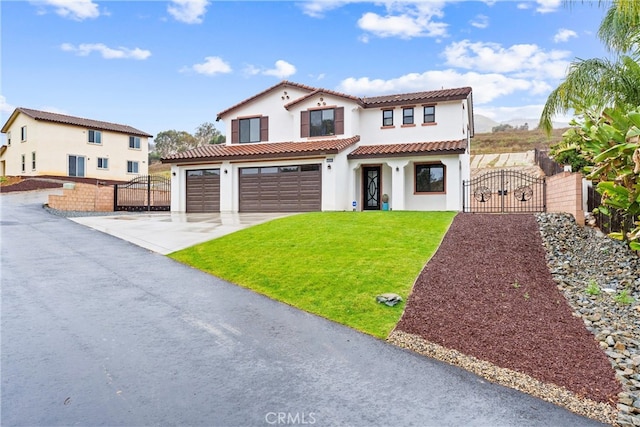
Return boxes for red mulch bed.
[395,213,620,404]
[0,178,63,193]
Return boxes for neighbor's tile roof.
[362,87,472,108]
[162,135,361,163]
[347,140,467,159]
[1,107,153,137]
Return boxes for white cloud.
[553,28,577,43]
[338,69,548,104]
[536,0,561,13]
[300,0,350,18]
[60,43,151,60]
[0,95,15,115]
[168,0,209,24]
[183,56,232,76]
[244,60,297,79]
[32,0,100,20]
[470,14,489,29]
[517,3,530,10]
[443,39,570,80]
[357,1,448,39]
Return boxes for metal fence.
[587,184,637,237]
[114,175,170,211]
[534,148,564,177]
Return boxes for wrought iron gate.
[114,175,171,211]
[463,170,546,213]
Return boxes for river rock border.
[535,213,640,427]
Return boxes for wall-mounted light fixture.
[172,171,176,176]
[396,166,399,172]
[224,169,228,174]
[327,164,331,170]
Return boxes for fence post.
[113,184,118,211]
[147,175,151,212]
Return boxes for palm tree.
[538,1,640,133]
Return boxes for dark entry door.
[363,166,381,210]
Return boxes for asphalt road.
[1,191,605,426]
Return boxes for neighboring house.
[162,81,474,213]
[0,108,151,181]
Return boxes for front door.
[363,166,381,210]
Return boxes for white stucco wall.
[1,114,148,180]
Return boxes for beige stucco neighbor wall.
[48,183,114,212]
[546,172,584,225]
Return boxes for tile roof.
[1,107,152,137]
[362,87,472,108]
[216,81,317,120]
[162,135,361,163]
[215,81,473,120]
[347,140,467,159]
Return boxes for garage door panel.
[239,164,321,212]
[186,168,220,213]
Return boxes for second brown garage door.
[186,169,220,213]
[239,164,321,212]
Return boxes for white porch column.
[387,160,410,211]
[348,162,360,211]
[170,164,183,212]
[219,161,234,213]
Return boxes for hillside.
[471,128,567,155]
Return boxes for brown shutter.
[301,111,309,137]
[335,107,344,135]
[260,116,269,142]
[231,119,239,144]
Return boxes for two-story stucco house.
[0,108,152,181]
[162,81,474,213]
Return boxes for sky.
[1,0,612,142]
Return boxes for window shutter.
[335,107,344,135]
[301,111,309,137]
[260,116,269,142]
[231,119,239,144]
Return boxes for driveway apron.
[1,191,606,426]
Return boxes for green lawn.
[170,211,456,338]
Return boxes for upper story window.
[231,116,268,144]
[310,108,335,137]
[301,107,344,138]
[7,131,11,146]
[88,130,102,144]
[423,106,436,124]
[415,163,445,193]
[403,108,414,125]
[382,110,394,127]
[240,117,261,143]
[129,136,141,149]
[21,126,27,142]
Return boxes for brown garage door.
[239,164,321,212]
[186,169,220,213]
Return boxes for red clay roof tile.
[162,135,361,163]
[347,140,467,159]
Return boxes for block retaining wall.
[48,183,114,212]
[546,172,584,225]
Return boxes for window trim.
[402,107,414,125]
[88,129,102,145]
[97,157,109,170]
[414,162,446,194]
[21,154,25,173]
[422,105,436,125]
[21,126,26,142]
[127,160,139,174]
[238,116,261,144]
[31,151,36,171]
[309,107,336,137]
[7,131,11,146]
[129,136,141,150]
[382,109,394,127]
[68,155,86,177]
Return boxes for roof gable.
[283,88,363,110]
[1,107,153,137]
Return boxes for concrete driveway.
[70,211,294,254]
[1,190,605,426]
